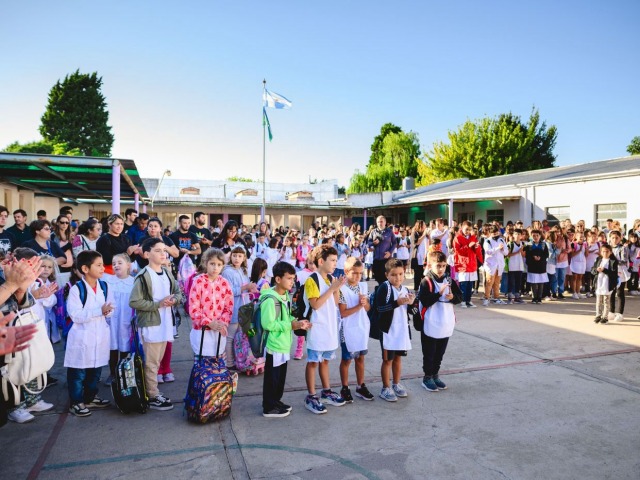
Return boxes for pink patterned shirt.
[188,274,233,329]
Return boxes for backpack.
[60,280,108,337]
[368,282,391,340]
[111,319,148,414]
[292,272,332,337]
[77,279,109,308]
[233,329,265,375]
[248,292,283,358]
[411,276,433,332]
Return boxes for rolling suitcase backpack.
[111,320,148,414]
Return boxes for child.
[222,245,257,369]
[395,229,411,273]
[65,250,114,417]
[506,229,526,304]
[350,238,363,262]
[364,246,374,281]
[608,230,629,322]
[584,231,600,297]
[129,238,184,411]
[296,234,312,269]
[524,230,549,304]
[104,253,135,386]
[265,237,280,283]
[592,244,618,324]
[338,257,373,402]
[569,231,587,299]
[482,226,507,306]
[418,251,462,392]
[38,255,61,344]
[188,248,233,357]
[249,258,270,301]
[375,258,415,402]
[334,233,350,278]
[303,244,346,414]
[293,255,316,360]
[628,232,640,295]
[261,262,311,417]
[279,236,297,267]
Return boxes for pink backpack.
[233,329,265,375]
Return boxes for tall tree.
[369,122,402,166]
[419,108,557,184]
[627,136,640,155]
[349,130,421,193]
[40,70,114,156]
[4,139,81,156]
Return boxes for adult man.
[189,211,213,265]
[123,208,138,235]
[430,218,450,256]
[37,210,47,220]
[127,213,149,245]
[213,219,224,234]
[368,215,397,285]
[169,215,201,270]
[60,206,73,221]
[6,209,33,247]
[0,206,17,258]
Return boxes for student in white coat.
[64,250,115,417]
[482,225,508,305]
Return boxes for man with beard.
[367,215,397,285]
[0,206,16,258]
[189,211,213,265]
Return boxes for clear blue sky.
[2,1,638,187]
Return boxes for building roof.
[0,152,148,204]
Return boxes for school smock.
[141,269,174,344]
[33,279,60,344]
[396,237,410,261]
[304,273,339,352]
[105,274,135,352]
[382,285,412,351]
[423,278,456,339]
[221,265,250,324]
[64,278,114,369]
[570,243,587,274]
[507,242,525,272]
[595,259,613,295]
[483,238,507,275]
[339,284,370,352]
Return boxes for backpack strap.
[77,281,88,308]
[98,279,108,301]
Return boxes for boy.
[506,229,526,304]
[130,238,184,411]
[524,230,549,304]
[338,257,373,402]
[261,262,311,417]
[303,244,346,414]
[418,251,462,392]
[375,258,415,402]
[591,243,618,324]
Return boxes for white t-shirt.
[141,269,174,343]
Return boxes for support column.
[134,193,139,212]
[448,199,454,227]
[142,203,147,214]
[223,213,229,223]
[363,208,367,231]
[112,163,121,215]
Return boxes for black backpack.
[292,272,332,337]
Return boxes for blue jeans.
[67,367,102,404]
[460,280,474,304]
[500,272,509,294]
[554,268,566,294]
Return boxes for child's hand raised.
[329,275,346,292]
[160,295,176,307]
[293,319,311,331]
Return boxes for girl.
[569,231,587,299]
[627,233,639,295]
[56,265,82,344]
[37,255,60,344]
[65,250,114,417]
[264,237,280,282]
[395,229,411,274]
[104,253,135,386]
[584,231,600,297]
[250,258,270,302]
[608,231,629,322]
[554,232,569,299]
[188,248,233,358]
[279,236,297,267]
[364,246,374,282]
[292,255,316,360]
[221,245,257,369]
[296,235,312,269]
[334,233,350,277]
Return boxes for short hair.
[194,211,205,219]
[178,214,190,222]
[344,256,363,271]
[606,218,613,223]
[138,213,150,221]
[148,216,163,227]
[30,219,51,236]
[13,209,27,217]
[141,237,164,253]
[600,243,612,253]
[112,253,132,264]
[37,210,46,217]
[490,225,500,234]
[269,237,279,248]
[461,220,472,228]
[107,213,124,225]
[513,228,523,235]
[428,251,447,264]
[257,232,265,238]
[200,247,225,270]
[530,229,542,236]
[273,261,296,279]
[385,258,404,272]
[608,230,621,238]
[76,250,103,273]
[13,247,38,260]
[125,208,138,216]
[60,206,73,215]
[0,205,8,215]
[312,244,338,266]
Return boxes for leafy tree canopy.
[226,176,255,182]
[4,139,82,156]
[40,70,114,156]
[418,108,557,184]
[626,136,640,155]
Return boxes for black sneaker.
[355,383,375,401]
[557,293,565,300]
[340,386,354,404]
[600,316,608,324]
[87,396,111,408]
[594,316,602,324]
[276,400,292,412]
[263,406,291,418]
[149,394,174,411]
[69,403,91,417]
[46,375,59,388]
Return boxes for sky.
[1,1,639,188]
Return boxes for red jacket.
[453,233,483,273]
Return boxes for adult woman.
[135,217,179,269]
[96,214,137,276]
[22,220,66,266]
[72,219,102,258]
[52,215,74,277]
[212,220,247,258]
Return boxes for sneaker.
[433,376,447,390]
[594,316,602,324]
[579,294,587,299]
[263,406,291,418]
[8,407,35,423]
[493,299,507,305]
[551,293,558,299]
[163,373,175,382]
[506,299,514,305]
[482,299,490,307]
[293,353,303,360]
[459,303,468,308]
[46,375,59,388]
[421,377,439,392]
[572,293,580,300]
[514,298,525,304]
[340,386,354,404]
[612,313,624,323]
[68,403,91,417]
[304,395,327,414]
[466,302,477,308]
[321,389,346,406]
[379,387,398,402]
[149,394,174,411]
[27,400,54,413]
[585,292,594,298]
[392,383,408,398]
[157,374,164,384]
[276,400,292,412]
[557,293,565,300]
[87,396,110,409]
[355,383,375,401]
[600,315,609,324]
[103,375,113,386]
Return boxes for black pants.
[411,258,424,291]
[373,259,388,285]
[421,333,449,377]
[610,283,625,314]
[262,353,287,411]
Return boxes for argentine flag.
[263,89,292,109]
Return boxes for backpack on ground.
[184,331,236,424]
[111,318,148,414]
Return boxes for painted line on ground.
[28,412,68,480]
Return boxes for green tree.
[348,130,421,193]
[226,176,255,182]
[40,70,114,156]
[369,122,402,166]
[4,139,82,156]
[419,108,556,184]
[627,136,640,155]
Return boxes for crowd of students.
[1,204,638,425]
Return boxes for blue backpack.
[62,280,108,336]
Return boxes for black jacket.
[591,256,619,292]
[418,271,463,310]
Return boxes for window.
[596,203,627,228]
[546,206,570,226]
[458,212,475,224]
[486,209,504,224]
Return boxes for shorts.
[365,263,372,269]
[379,338,407,360]
[306,348,336,363]
[340,342,368,361]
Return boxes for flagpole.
[261,79,267,224]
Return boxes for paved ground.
[4,281,640,480]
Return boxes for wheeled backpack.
[111,320,148,414]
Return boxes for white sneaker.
[27,400,54,413]
[163,373,175,382]
[8,408,35,423]
[157,374,164,384]
[572,293,580,299]
[467,302,477,308]
[493,299,507,305]
[613,313,624,322]
[482,299,490,307]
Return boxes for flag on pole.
[263,107,273,142]
[263,89,292,109]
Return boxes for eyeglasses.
[59,221,69,225]
[40,226,51,231]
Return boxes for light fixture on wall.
[150,170,172,209]
[496,199,503,205]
